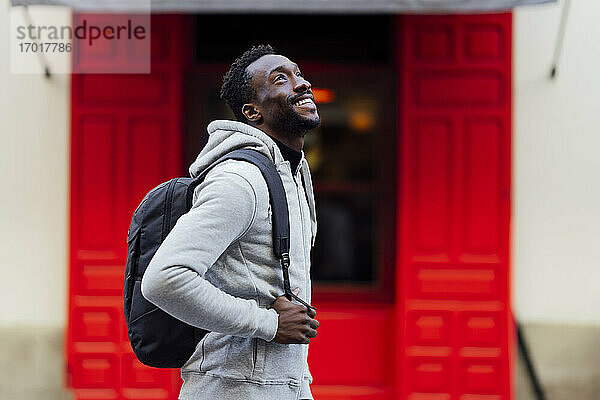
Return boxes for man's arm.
[141,163,278,341]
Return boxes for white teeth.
[294,98,313,106]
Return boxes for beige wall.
[0,4,70,328]
[514,0,600,324]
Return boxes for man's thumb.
[293,287,300,296]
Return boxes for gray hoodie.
[141,120,317,400]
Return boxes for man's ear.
[242,104,262,123]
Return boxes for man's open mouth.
[292,97,316,109]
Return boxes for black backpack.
[123,149,312,368]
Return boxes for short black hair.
[220,44,276,122]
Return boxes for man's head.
[220,44,320,140]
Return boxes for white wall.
[514,0,600,324]
[0,4,70,327]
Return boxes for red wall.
[68,13,512,400]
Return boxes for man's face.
[244,54,320,137]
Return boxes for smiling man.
[142,44,320,399]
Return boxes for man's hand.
[272,289,319,344]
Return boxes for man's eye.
[296,71,303,77]
[275,74,286,82]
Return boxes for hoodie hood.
[189,119,317,245]
[189,120,287,178]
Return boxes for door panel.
[308,307,395,386]
[68,14,188,400]
[397,13,512,400]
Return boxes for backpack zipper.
[161,179,177,241]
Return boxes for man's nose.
[294,76,311,92]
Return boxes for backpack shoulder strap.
[214,149,290,258]
[191,149,313,309]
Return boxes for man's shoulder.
[208,159,268,191]
[193,159,270,209]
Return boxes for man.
[141,44,320,400]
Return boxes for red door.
[68,14,189,400]
[68,13,512,400]
[396,14,513,400]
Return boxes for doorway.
[183,14,398,302]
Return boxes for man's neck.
[269,134,304,153]
[250,122,304,152]
[270,136,303,174]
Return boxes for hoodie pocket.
[196,335,266,380]
[252,338,266,377]
[261,341,306,382]
[222,336,254,379]
[198,333,231,374]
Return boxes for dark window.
[185,14,396,301]
[194,15,392,64]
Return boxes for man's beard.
[272,104,321,138]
